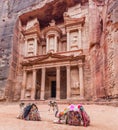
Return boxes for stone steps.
[1,98,117,107]
[19,99,118,107]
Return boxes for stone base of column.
[30,98,35,100]
[40,98,45,101]
[20,98,36,101]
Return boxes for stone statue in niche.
[72,35,78,45]
[28,46,34,51]
[70,34,78,50]
[72,82,80,89]
[27,41,34,55]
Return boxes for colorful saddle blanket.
[67,111,81,126]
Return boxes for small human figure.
[48,100,59,116]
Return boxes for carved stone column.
[66,65,71,99]
[40,67,46,100]
[55,36,57,52]
[78,62,84,98]
[46,37,49,53]
[78,28,82,49]
[21,70,27,100]
[56,66,60,99]
[34,38,37,56]
[67,30,70,51]
[31,69,37,100]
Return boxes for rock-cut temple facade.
[0,0,118,101]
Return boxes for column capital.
[66,29,70,33]
[78,60,84,67]
[78,63,84,67]
[32,69,37,72]
[32,69,37,74]
[42,67,46,70]
[66,65,70,69]
[23,69,27,72]
[56,66,60,69]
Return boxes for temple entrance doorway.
[51,81,56,98]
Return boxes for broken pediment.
[22,23,40,36]
[64,13,85,27]
[26,18,39,30]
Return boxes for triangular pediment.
[22,53,71,65]
[21,53,85,66]
[31,53,70,63]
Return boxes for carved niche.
[27,39,35,56]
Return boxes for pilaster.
[67,30,70,51]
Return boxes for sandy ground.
[0,103,118,130]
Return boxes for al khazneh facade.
[0,0,117,101]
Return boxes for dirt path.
[0,103,117,130]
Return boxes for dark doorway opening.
[51,81,56,98]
